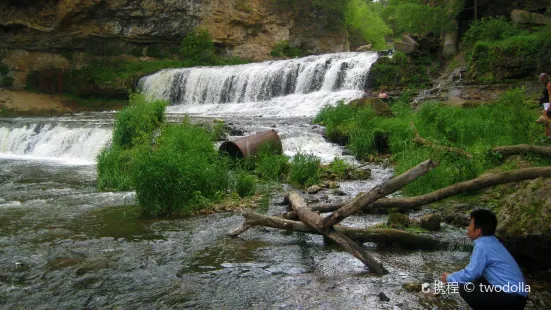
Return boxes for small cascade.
[140,52,378,118]
[0,117,112,164]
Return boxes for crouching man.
[441,208,529,310]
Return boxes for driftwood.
[288,191,388,274]
[319,159,438,229]
[283,166,551,219]
[230,209,444,251]
[411,122,473,158]
[492,144,551,157]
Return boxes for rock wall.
[0,0,347,62]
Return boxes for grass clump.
[132,120,230,216]
[289,153,321,188]
[112,92,167,149]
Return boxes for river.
[1,52,549,309]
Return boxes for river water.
[1,52,549,309]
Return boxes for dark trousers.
[459,277,527,310]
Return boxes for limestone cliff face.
[0,0,347,61]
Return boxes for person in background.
[441,208,528,310]
[378,89,389,100]
[539,73,551,117]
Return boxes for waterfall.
[0,117,112,164]
[139,52,378,117]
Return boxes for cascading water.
[139,52,378,118]
[0,116,113,164]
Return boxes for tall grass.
[313,89,543,195]
[112,93,167,149]
[132,120,230,216]
[289,153,321,188]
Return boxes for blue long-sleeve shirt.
[447,235,528,297]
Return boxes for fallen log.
[492,144,551,157]
[319,159,438,229]
[230,209,444,251]
[288,191,388,274]
[411,122,473,158]
[284,167,551,218]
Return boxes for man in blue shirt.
[441,208,528,310]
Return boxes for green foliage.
[96,147,135,191]
[111,93,167,149]
[180,29,216,64]
[329,157,351,179]
[469,29,550,80]
[314,89,541,196]
[345,0,392,50]
[462,16,525,48]
[313,101,357,143]
[132,120,230,216]
[233,171,257,198]
[382,0,460,35]
[368,52,435,89]
[270,41,304,58]
[289,153,321,187]
[255,144,290,181]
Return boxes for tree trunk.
[284,167,551,218]
[288,191,388,274]
[320,159,438,229]
[493,145,551,157]
[230,209,445,251]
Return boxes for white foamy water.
[0,120,112,163]
[140,52,377,118]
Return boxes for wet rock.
[306,185,322,194]
[403,282,423,293]
[378,292,390,302]
[332,189,347,196]
[322,181,339,189]
[420,214,441,231]
[496,178,551,271]
[387,213,410,229]
[320,194,329,201]
[230,129,244,136]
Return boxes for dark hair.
[470,208,497,236]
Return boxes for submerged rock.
[420,214,441,231]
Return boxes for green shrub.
[289,153,321,187]
[96,147,135,191]
[111,93,167,149]
[345,0,391,50]
[180,29,216,64]
[382,0,460,36]
[313,101,357,143]
[270,41,304,58]
[462,16,524,47]
[132,120,230,216]
[329,157,350,179]
[234,171,257,198]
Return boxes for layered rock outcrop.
[0,0,347,62]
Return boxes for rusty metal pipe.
[219,129,282,158]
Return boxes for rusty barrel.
[219,129,282,158]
